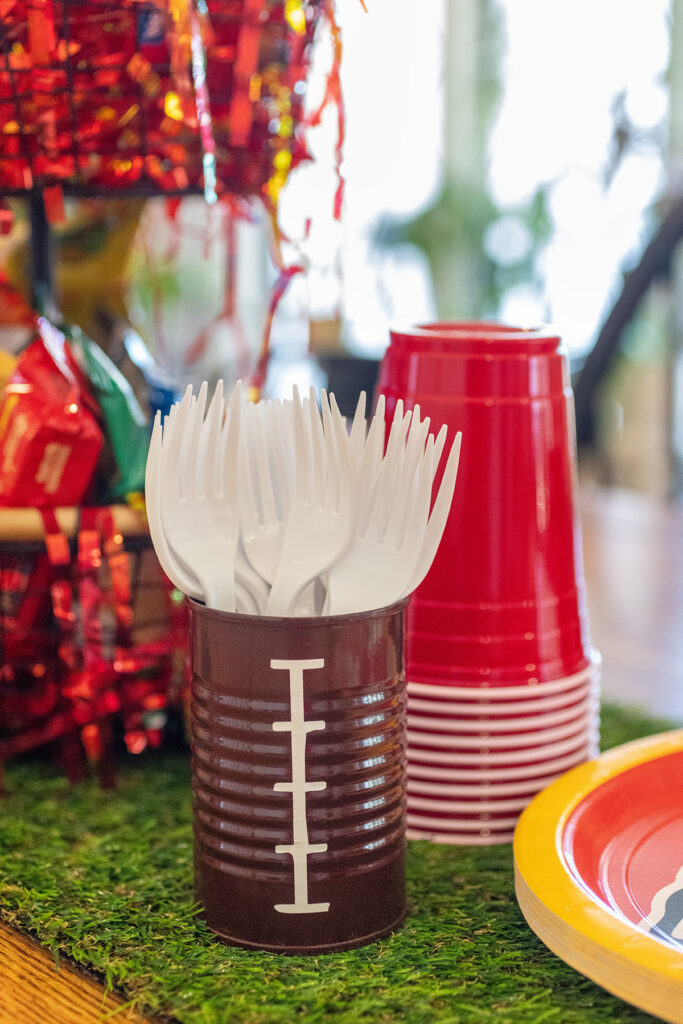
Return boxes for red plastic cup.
[376,321,593,688]
[406,811,521,831]
[406,711,594,752]
[406,657,599,702]
[406,827,516,846]
[405,728,599,768]
[406,772,568,797]
[407,681,596,719]
[406,791,533,814]
[406,744,597,783]
[407,699,599,737]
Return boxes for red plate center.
[562,749,683,949]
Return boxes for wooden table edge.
[0,505,148,543]
[0,920,158,1024]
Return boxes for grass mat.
[0,703,676,1024]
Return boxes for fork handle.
[266,566,317,617]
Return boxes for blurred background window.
[310,0,672,362]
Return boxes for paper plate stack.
[514,730,683,1023]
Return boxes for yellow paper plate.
[514,729,683,1023]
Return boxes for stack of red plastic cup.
[376,322,600,845]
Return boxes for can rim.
[187,595,409,626]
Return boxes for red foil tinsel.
[0,1,324,202]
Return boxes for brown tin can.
[189,599,408,954]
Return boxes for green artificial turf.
[0,703,676,1024]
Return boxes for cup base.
[201,911,407,955]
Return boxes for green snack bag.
[74,330,150,500]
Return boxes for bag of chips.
[0,318,103,507]
[72,330,150,500]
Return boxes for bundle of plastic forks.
[145,380,462,617]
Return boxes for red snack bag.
[0,317,103,507]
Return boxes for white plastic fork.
[348,390,367,469]
[324,434,436,615]
[160,381,242,612]
[356,399,410,537]
[399,430,462,599]
[238,400,289,586]
[146,407,203,601]
[265,387,354,616]
[239,396,324,615]
[146,403,260,613]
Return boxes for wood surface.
[0,504,147,542]
[0,921,155,1024]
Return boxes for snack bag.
[0,318,103,507]
[0,350,17,392]
[73,331,150,500]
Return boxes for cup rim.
[406,681,599,717]
[406,826,515,845]
[407,713,596,750]
[406,654,600,699]
[406,771,566,797]
[406,811,522,830]
[407,729,599,765]
[387,320,564,355]
[407,792,532,813]
[389,320,560,342]
[406,697,600,734]
[406,745,597,781]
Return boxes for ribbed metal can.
[189,599,407,954]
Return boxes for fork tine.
[370,404,411,533]
[327,393,356,536]
[267,400,292,518]
[203,379,224,498]
[145,411,162,497]
[380,437,419,547]
[328,392,354,513]
[320,390,339,509]
[431,430,462,523]
[404,414,430,481]
[163,385,191,451]
[355,395,386,535]
[222,379,242,497]
[307,386,326,504]
[348,390,367,466]
[253,400,278,524]
[431,424,448,483]
[394,436,435,552]
[164,391,193,502]
[384,401,410,465]
[292,385,312,503]
[238,403,259,529]
[388,398,405,438]
[361,395,385,477]
[408,431,462,588]
[281,399,296,484]
[181,381,207,498]
[146,412,190,595]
